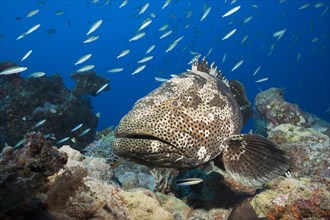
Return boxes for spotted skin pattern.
[113,58,290,187]
[113,68,242,168]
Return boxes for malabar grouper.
[112,58,289,187]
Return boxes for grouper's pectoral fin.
[222,134,289,187]
[229,80,253,125]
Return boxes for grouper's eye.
[172,100,180,107]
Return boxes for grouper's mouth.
[112,131,193,167]
[115,133,174,147]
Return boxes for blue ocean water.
[0,0,329,132]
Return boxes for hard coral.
[268,124,330,181]
[0,61,100,151]
[71,70,110,97]
[254,88,309,132]
[0,132,67,218]
[84,128,119,163]
[251,177,330,219]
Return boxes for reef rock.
[0,61,106,151]
[268,123,330,181]
[254,87,330,182]
[251,177,330,219]
[254,88,309,133]
[70,71,110,97]
[0,132,67,219]
[46,145,189,219]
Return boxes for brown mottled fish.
[113,58,289,187]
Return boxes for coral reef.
[70,71,110,97]
[254,87,330,182]
[1,84,329,219]
[0,61,110,151]
[268,123,330,181]
[254,88,309,133]
[84,128,120,164]
[2,140,329,219]
[0,132,67,218]
[251,177,330,219]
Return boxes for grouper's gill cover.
[113,58,289,187]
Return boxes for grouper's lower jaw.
[112,138,196,168]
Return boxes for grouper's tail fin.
[223,134,289,187]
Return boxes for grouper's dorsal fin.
[191,57,252,125]
[229,80,253,125]
[191,57,226,82]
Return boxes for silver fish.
[255,77,268,83]
[159,24,168,31]
[71,123,83,132]
[87,19,103,35]
[16,33,27,40]
[160,30,172,39]
[243,16,253,23]
[175,36,184,43]
[107,68,124,73]
[206,48,212,56]
[201,6,211,21]
[79,128,90,137]
[74,53,92,65]
[117,49,130,59]
[162,0,171,9]
[138,19,152,32]
[26,9,39,18]
[57,137,70,144]
[26,24,41,35]
[55,10,64,15]
[119,0,128,8]
[96,83,109,94]
[231,59,244,71]
[253,66,261,76]
[176,178,203,186]
[222,53,227,63]
[29,72,45,78]
[297,53,301,61]
[21,49,32,62]
[155,77,169,82]
[299,3,310,10]
[165,41,177,53]
[137,56,153,63]
[14,138,26,148]
[139,3,149,15]
[273,29,286,40]
[129,32,145,42]
[34,119,46,128]
[77,65,95,72]
[222,5,240,18]
[314,2,324,8]
[132,65,146,75]
[222,28,236,40]
[83,36,99,44]
[0,66,27,75]
[146,44,156,54]
[241,35,248,44]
